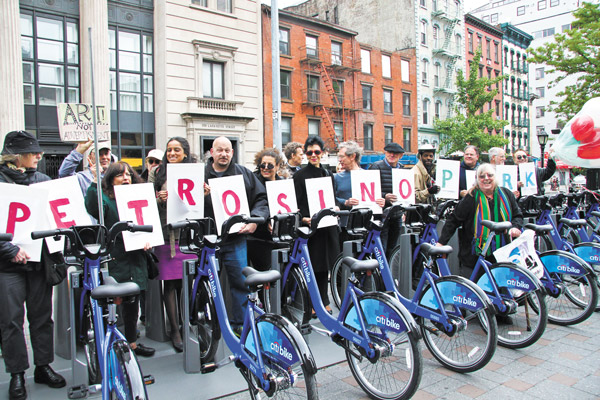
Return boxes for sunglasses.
[147,158,161,165]
[516,155,527,160]
[479,173,495,179]
[305,150,322,156]
[260,163,275,170]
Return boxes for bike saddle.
[523,223,554,234]
[420,243,453,257]
[341,257,379,273]
[591,211,600,218]
[91,276,140,301]
[242,267,281,289]
[481,220,513,232]
[558,218,587,228]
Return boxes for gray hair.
[468,163,498,196]
[339,140,362,164]
[488,147,504,160]
[464,145,480,156]
[0,154,20,165]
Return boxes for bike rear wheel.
[330,254,384,310]
[281,266,311,328]
[191,278,221,362]
[496,288,547,349]
[342,293,422,400]
[108,340,148,400]
[418,277,497,373]
[81,299,101,385]
[546,272,598,325]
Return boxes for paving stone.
[503,378,534,391]
[559,351,585,361]
[573,374,600,396]
[518,355,545,366]
[548,372,579,386]
[525,378,597,400]
[412,389,438,400]
[457,383,486,398]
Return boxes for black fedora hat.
[2,131,43,155]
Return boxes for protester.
[84,161,155,358]
[150,137,199,352]
[335,141,362,208]
[459,145,480,198]
[293,136,340,315]
[437,163,523,277]
[488,147,506,166]
[0,131,66,400]
[248,148,284,270]
[513,148,556,195]
[58,139,113,193]
[413,144,439,204]
[204,137,269,334]
[140,149,164,182]
[283,142,304,176]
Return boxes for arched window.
[434,62,441,87]
[435,100,442,119]
[433,25,440,48]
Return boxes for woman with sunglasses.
[438,163,523,278]
[513,148,556,195]
[293,136,340,315]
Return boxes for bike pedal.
[67,384,88,399]
[143,375,155,385]
[201,362,217,374]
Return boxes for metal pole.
[89,27,104,226]
[271,0,282,149]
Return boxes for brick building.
[261,5,417,155]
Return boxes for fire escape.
[432,6,461,119]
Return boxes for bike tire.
[82,300,101,385]
[192,278,221,363]
[330,254,384,310]
[281,266,311,328]
[535,234,555,252]
[108,340,148,400]
[496,288,547,349]
[418,276,497,373]
[546,272,598,325]
[342,292,422,400]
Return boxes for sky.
[260,0,491,13]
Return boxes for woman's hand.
[11,248,30,264]
[345,198,359,207]
[157,190,168,202]
[143,242,152,251]
[204,183,211,197]
[509,228,521,238]
[375,198,386,208]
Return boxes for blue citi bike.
[386,202,548,349]
[169,214,319,399]
[330,206,498,372]
[31,222,154,400]
[271,208,422,400]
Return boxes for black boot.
[9,372,26,400]
[34,365,66,388]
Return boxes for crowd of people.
[0,130,558,400]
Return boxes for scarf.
[474,188,511,255]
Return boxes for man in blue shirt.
[58,139,113,193]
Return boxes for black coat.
[0,164,51,273]
[458,161,479,192]
[368,159,404,207]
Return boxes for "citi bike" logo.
[506,279,530,290]
[376,314,401,330]
[452,295,477,307]
[556,264,580,274]
[271,341,293,361]
[300,257,311,283]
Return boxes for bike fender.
[420,276,493,312]
[572,242,600,265]
[539,250,594,276]
[254,314,317,375]
[477,262,542,293]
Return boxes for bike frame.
[561,196,600,243]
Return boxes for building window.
[333,6,339,23]
[420,0,427,8]
[334,122,343,143]
[401,59,410,82]
[421,59,429,85]
[468,31,474,53]
[562,24,571,32]
[486,39,491,60]
[494,42,499,63]
[308,119,320,137]
[361,48,371,73]
[538,0,547,10]
[332,79,344,106]
[536,67,545,79]
[536,86,545,98]
[476,34,482,51]
[434,100,442,119]
[281,117,292,145]
[280,70,291,99]
[279,28,290,56]
[422,99,430,125]
[306,35,318,59]
[550,0,559,6]
[192,0,208,5]
[403,128,411,151]
[504,47,509,67]
[382,54,391,78]
[420,21,427,45]
[495,100,500,117]
[383,89,393,113]
[217,0,232,13]
[432,0,438,11]
[384,126,393,145]
[434,63,441,88]
[362,85,372,110]
[307,75,319,103]
[455,34,461,54]
[203,60,224,99]
[363,123,373,150]
[490,13,498,23]
[331,41,342,65]
[402,92,411,116]
[433,25,440,48]
[517,6,525,15]
[536,106,545,118]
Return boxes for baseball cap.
[146,149,164,160]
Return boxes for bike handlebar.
[0,233,13,241]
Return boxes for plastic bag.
[493,229,544,279]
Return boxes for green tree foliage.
[528,2,600,123]
[435,50,509,155]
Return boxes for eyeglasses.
[516,155,527,160]
[147,158,160,165]
[116,172,132,178]
[260,163,275,170]
[479,173,495,179]
[305,150,322,156]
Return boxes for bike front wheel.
[81,300,101,385]
[108,340,148,400]
[190,278,221,362]
[281,266,311,328]
[342,292,422,400]
[496,288,548,349]
[546,272,598,325]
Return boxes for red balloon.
[571,115,595,142]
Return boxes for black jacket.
[0,164,51,273]
[368,159,404,207]
[458,161,479,192]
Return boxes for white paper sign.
[35,176,93,253]
[57,103,110,142]
[266,180,298,217]
[392,169,415,205]
[0,183,50,262]
[114,183,164,251]
[306,177,337,228]
[435,159,460,199]
[519,163,538,196]
[465,170,476,192]
[167,163,205,224]
[209,175,250,235]
[493,229,544,280]
[351,170,382,214]
[496,165,518,191]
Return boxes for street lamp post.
[537,129,549,168]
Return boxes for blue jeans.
[218,235,248,329]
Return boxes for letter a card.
[351,170,382,214]
[167,163,205,224]
[519,162,538,196]
[266,180,298,217]
[114,183,164,251]
[0,183,49,262]
[208,175,250,234]
[435,159,460,199]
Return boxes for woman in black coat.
[293,136,340,313]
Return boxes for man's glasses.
[516,155,527,160]
[260,163,275,170]
[305,150,322,156]
[147,158,161,165]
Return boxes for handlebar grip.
[0,233,13,241]
[336,210,350,216]
[247,217,266,225]
[168,221,189,231]
[131,224,153,233]
[31,230,62,240]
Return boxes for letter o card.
[351,170,382,214]
[209,175,250,234]
[167,163,205,224]
[306,177,337,228]
[0,183,50,262]
[392,169,415,205]
[266,180,298,217]
[114,183,164,251]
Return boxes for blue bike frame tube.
[469,259,508,313]
[84,257,106,379]
[537,210,574,251]
[102,324,127,400]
